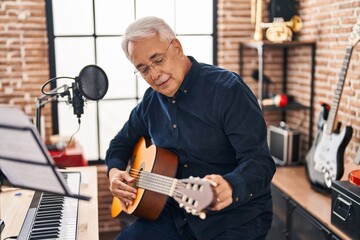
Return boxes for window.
[46,0,217,162]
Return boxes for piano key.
[17,172,81,240]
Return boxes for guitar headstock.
[349,17,360,46]
[173,177,214,219]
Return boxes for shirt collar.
[174,56,200,99]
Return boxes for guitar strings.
[129,168,191,191]
[128,164,213,212]
[129,168,195,193]
[129,168,187,196]
[129,168,203,210]
[129,168,177,190]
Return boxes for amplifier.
[331,180,360,239]
[268,123,301,166]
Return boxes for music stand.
[0,105,90,201]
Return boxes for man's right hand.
[109,168,137,209]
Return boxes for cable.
[51,119,81,159]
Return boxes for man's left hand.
[204,174,233,211]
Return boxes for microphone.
[37,65,108,136]
[262,93,288,107]
[70,65,109,119]
[72,82,84,119]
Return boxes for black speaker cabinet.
[331,181,360,239]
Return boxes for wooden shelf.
[240,40,316,49]
[239,40,316,149]
[262,101,309,111]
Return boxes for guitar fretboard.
[325,46,353,135]
[131,168,178,197]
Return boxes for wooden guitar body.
[112,138,178,221]
[111,137,214,221]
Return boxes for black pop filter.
[76,65,109,101]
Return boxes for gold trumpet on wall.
[261,15,303,43]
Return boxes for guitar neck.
[325,45,353,135]
[133,169,178,197]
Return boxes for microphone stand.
[35,85,70,136]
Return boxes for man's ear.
[172,38,184,55]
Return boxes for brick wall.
[2,0,360,235]
[0,0,51,138]
[217,0,360,177]
[97,165,138,234]
[97,165,122,232]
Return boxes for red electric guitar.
[111,137,214,221]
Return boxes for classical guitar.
[305,19,360,191]
[111,137,214,221]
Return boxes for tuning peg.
[204,178,218,187]
[199,212,206,219]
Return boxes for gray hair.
[121,16,176,59]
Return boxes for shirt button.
[235,197,239,202]
[183,89,187,94]
[173,124,177,129]
[184,164,188,168]
[249,193,253,198]
[172,100,176,104]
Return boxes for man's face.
[128,35,187,97]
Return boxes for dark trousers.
[116,203,272,240]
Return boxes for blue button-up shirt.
[106,56,276,239]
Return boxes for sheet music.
[0,127,49,164]
[0,105,89,200]
[0,161,67,195]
